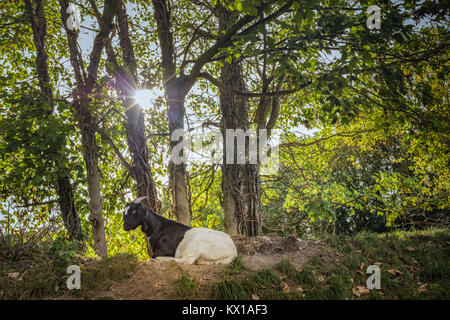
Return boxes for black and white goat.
[123,197,237,265]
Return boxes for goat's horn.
[132,196,148,204]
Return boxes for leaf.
[7,272,20,280]
[387,269,403,276]
[236,2,243,12]
[352,287,361,297]
[356,286,370,295]
[417,283,428,293]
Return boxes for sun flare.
[134,88,162,110]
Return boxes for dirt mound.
[233,235,336,270]
[94,260,223,300]
[72,236,339,300]
[233,235,302,254]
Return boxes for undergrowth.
[214,228,450,300]
[0,236,138,300]
[1,227,448,300]
[176,274,200,299]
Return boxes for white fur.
[155,228,237,265]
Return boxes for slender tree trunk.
[25,0,83,242]
[166,79,191,225]
[152,0,191,225]
[57,176,83,241]
[125,104,160,212]
[77,103,107,256]
[59,0,120,257]
[106,3,160,212]
[218,7,262,236]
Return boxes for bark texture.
[59,0,121,257]
[105,2,160,212]
[166,77,191,225]
[152,0,191,225]
[218,7,262,236]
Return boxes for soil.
[71,236,340,300]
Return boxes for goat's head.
[123,197,148,231]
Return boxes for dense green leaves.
[0,0,448,256]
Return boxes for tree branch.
[97,127,133,172]
[187,0,294,90]
[85,0,121,90]
[199,71,311,97]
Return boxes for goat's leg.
[155,256,198,264]
[154,256,183,263]
[195,257,234,265]
[179,255,199,265]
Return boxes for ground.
[1,228,449,300]
[84,236,337,300]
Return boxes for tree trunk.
[125,104,160,212]
[59,0,120,257]
[103,51,160,213]
[219,7,262,236]
[151,0,191,225]
[108,3,160,212]
[166,78,191,225]
[25,0,83,242]
[57,176,83,241]
[78,105,107,257]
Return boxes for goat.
[123,197,237,265]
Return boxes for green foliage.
[0,0,448,274]
[72,253,138,298]
[215,228,450,300]
[2,233,134,300]
[222,256,244,276]
[49,237,81,271]
[0,237,83,299]
[176,274,200,300]
[0,260,64,300]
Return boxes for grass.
[0,237,81,299]
[1,227,448,300]
[71,253,138,298]
[214,268,283,300]
[176,274,200,299]
[214,277,248,300]
[222,256,244,276]
[214,227,450,300]
[0,237,138,300]
[0,259,65,299]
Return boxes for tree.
[218,5,261,235]
[150,0,294,226]
[58,0,121,257]
[24,0,83,241]
[102,1,160,212]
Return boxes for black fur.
[123,202,191,257]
